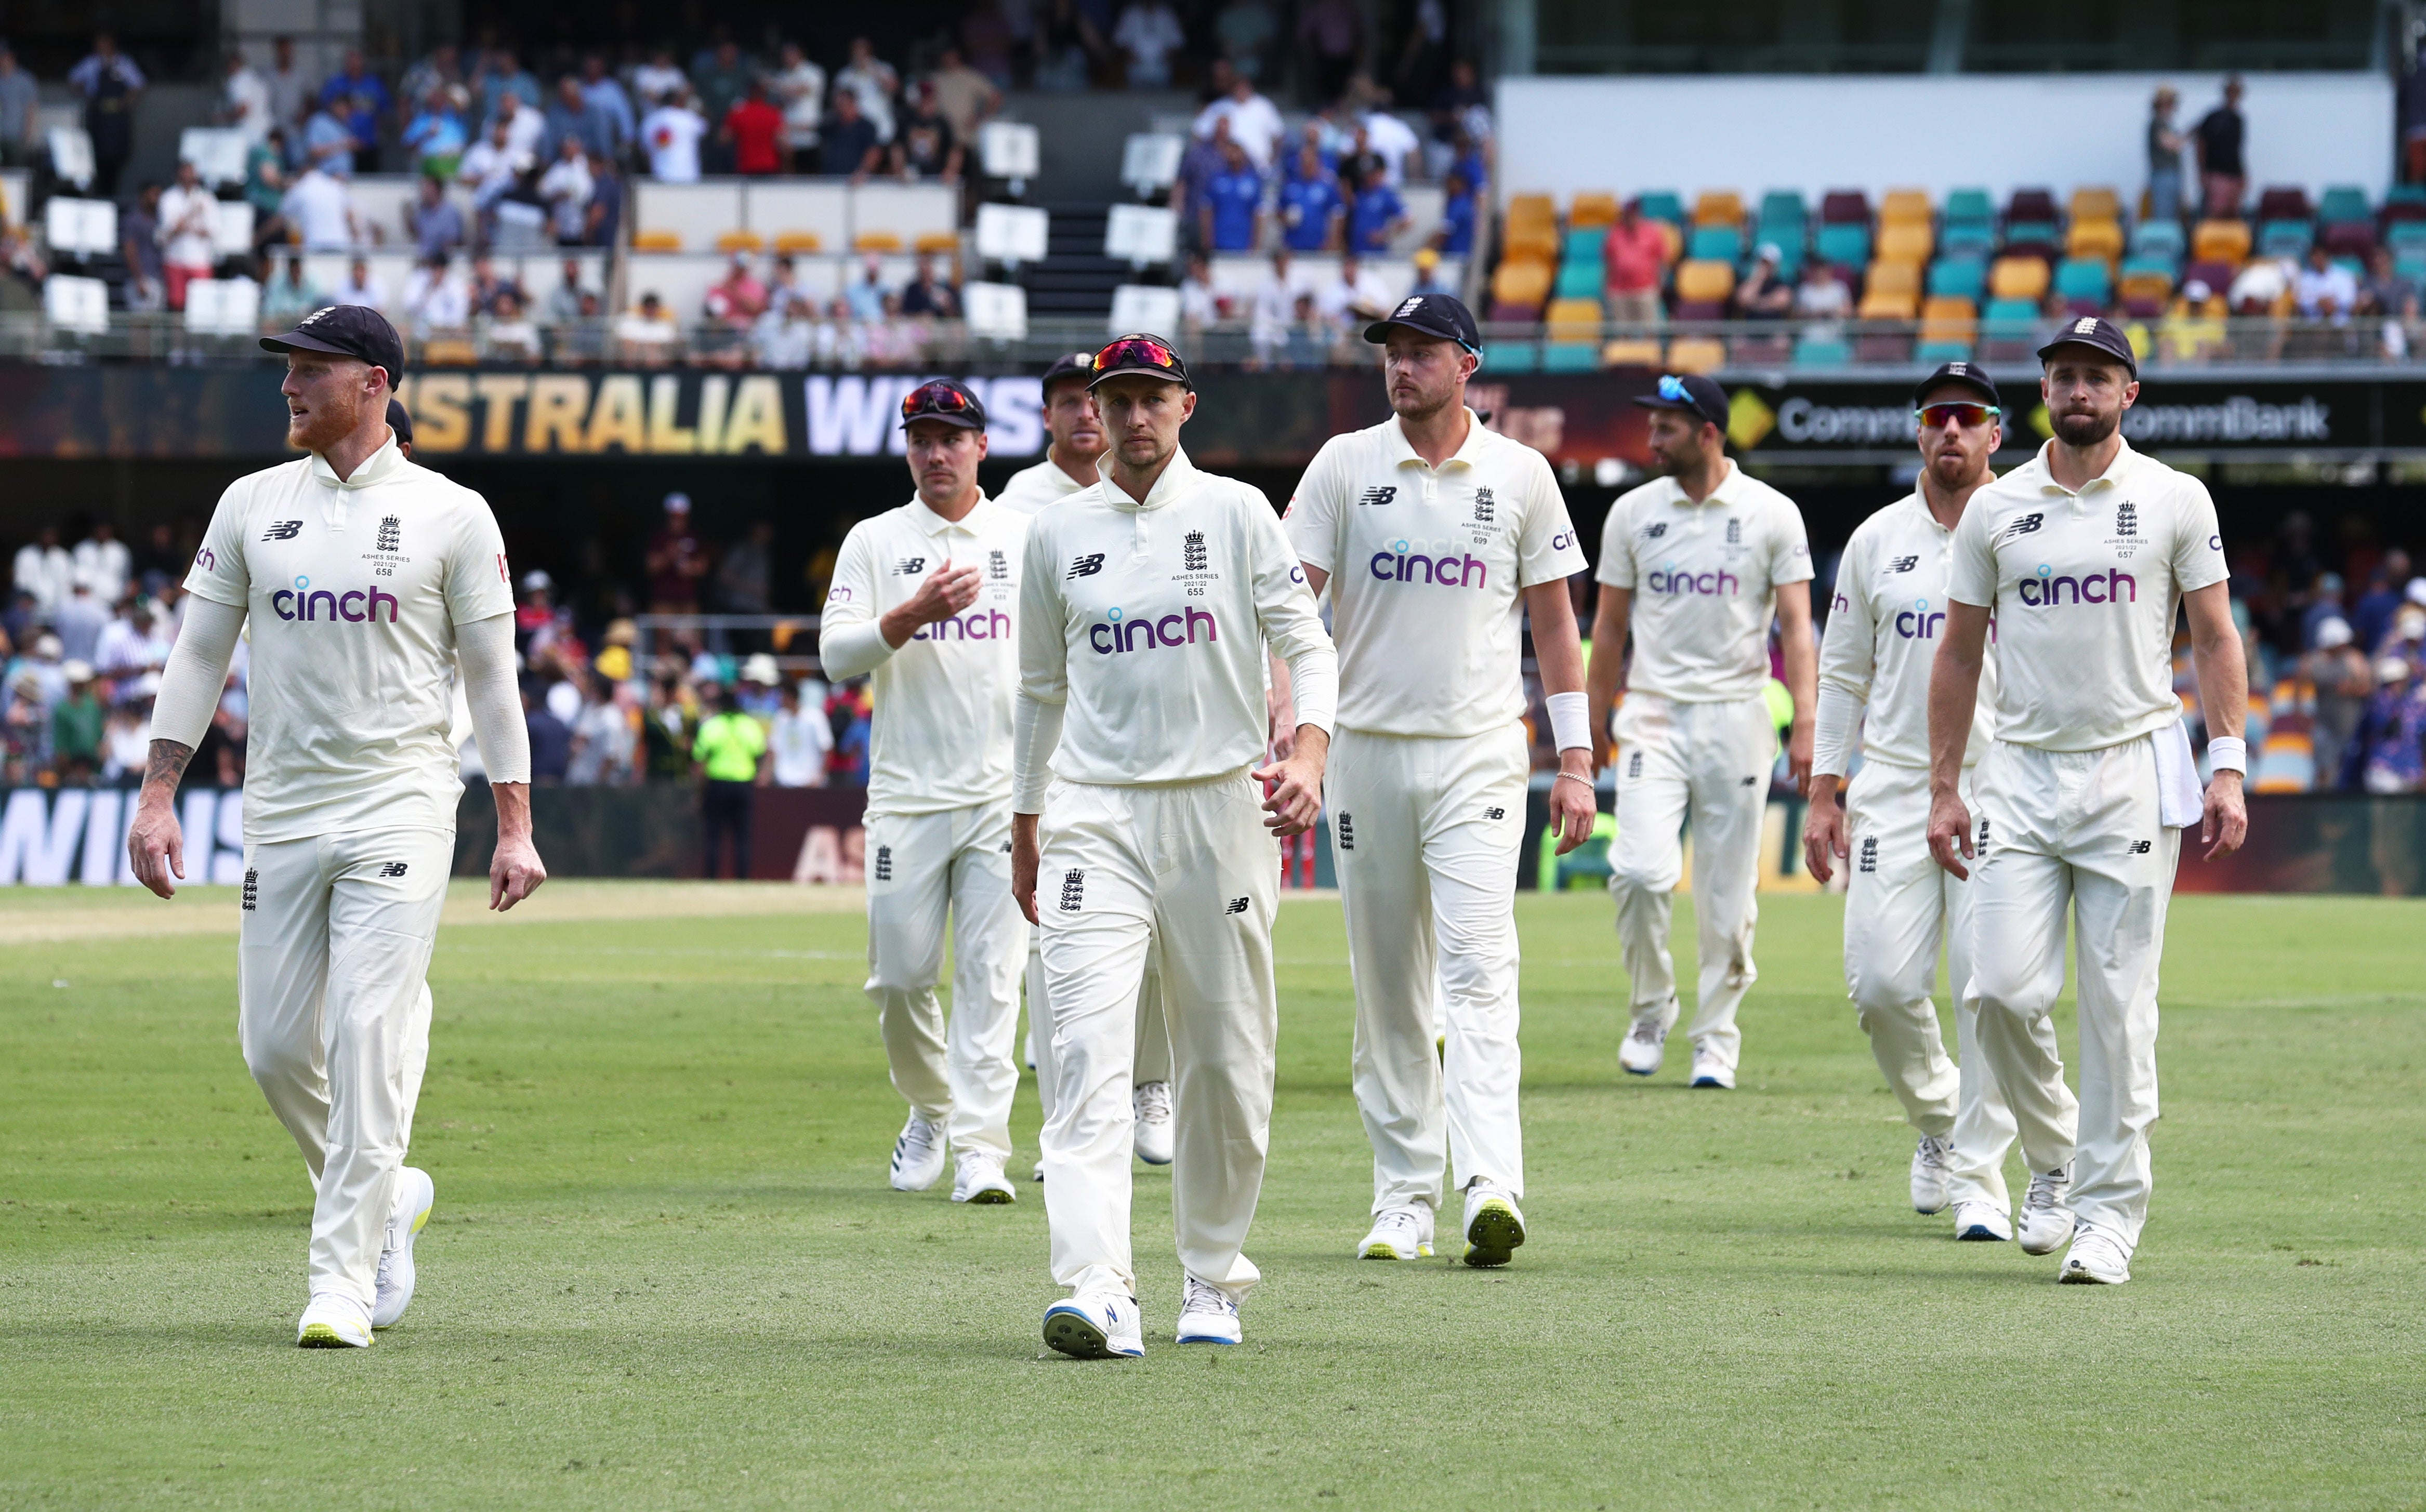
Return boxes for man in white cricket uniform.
[1010,335,1336,1359]
[1803,362,2020,1239]
[1285,293,1595,1267]
[1586,373,1818,1089]
[1928,317,2248,1284]
[819,379,1031,1206]
[995,351,1175,1175]
[128,306,544,1348]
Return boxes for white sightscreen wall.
[1495,73,2395,210]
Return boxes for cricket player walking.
[1010,335,1337,1358]
[1802,362,2020,1238]
[819,380,1030,1205]
[127,306,543,1348]
[1927,318,2248,1284]
[1586,373,1817,1089]
[996,351,1175,1175]
[1285,293,1594,1267]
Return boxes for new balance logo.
[1858,835,1878,874]
[2115,501,2138,537]
[1183,530,1208,572]
[1485,806,1506,820]
[1643,522,1667,539]
[1357,486,1397,507]
[241,868,258,910]
[895,556,927,575]
[1740,775,1759,787]
[376,515,401,552]
[1336,812,1354,850]
[1224,896,1249,914]
[2001,512,2045,540]
[377,862,409,878]
[873,845,892,881]
[1889,555,1919,573]
[1067,553,1105,579]
[261,520,303,541]
[2129,839,2153,854]
[1059,869,1085,910]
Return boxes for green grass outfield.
[2,882,2421,1510]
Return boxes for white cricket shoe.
[951,1150,1017,1205]
[2058,1223,2132,1285]
[1175,1274,1243,1345]
[889,1112,947,1192]
[1042,1291,1144,1359]
[1132,1080,1174,1166]
[2017,1165,2076,1255]
[1461,1183,1527,1268]
[1357,1205,1435,1260]
[1909,1134,1955,1214]
[1618,1006,1674,1076]
[371,1166,436,1329]
[296,1292,374,1349]
[1687,1049,1735,1090]
[1952,1201,2013,1242]
[1031,1158,1045,1182]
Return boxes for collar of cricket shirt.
[1386,406,1488,472]
[308,432,406,491]
[1667,456,1743,509]
[2033,435,2138,503]
[1106,445,1198,513]
[906,490,992,538]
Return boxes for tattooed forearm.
[142,739,195,795]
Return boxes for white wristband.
[1546,691,1593,752]
[2205,736,2247,774]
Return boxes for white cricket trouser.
[1328,723,1528,1213]
[1036,772,1278,1302]
[863,802,1028,1163]
[1026,941,1170,1137]
[1610,692,1774,1071]
[1970,736,2176,1248]
[238,826,454,1310]
[1842,759,2019,1209]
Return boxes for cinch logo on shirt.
[1368,540,1486,589]
[1088,605,1218,653]
[913,609,1011,642]
[269,576,400,623]
[1894,598,1946,639]
[1645,566,1739,596]
[2016,564,2137,608]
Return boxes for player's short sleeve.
[182,477,254,608]
[1283,437,1347,575]
[1948,492,1999,608]
[1594,493,1637,589]
[1765,495,1814,586]
[443,490,516,625]
[1513,448,1587,587]
[2169,476,2228,594]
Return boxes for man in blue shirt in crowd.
[1202,138,1265,253]
[1279,141,1342,252]
[1347,164,1408,255]
[318,49,391,173]
[1438,168,1476,255]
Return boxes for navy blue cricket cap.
[1911,360,2000,408]
[1364,291,1480,350]
[1039,350,1096,396]
[2036,314,2139,377]
[898,378,988,430]
[1632,372,1729,430]
[261,303,406,386]
[385,397,413,445]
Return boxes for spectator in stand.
[890,83,960,182]
[2352,550,2415,653]
[1248,247,1296,365]
[769,678,833,787]
[647,493,710,614]
[1196,67,1285,170]
[401,253,469,336]
[641,91,708,183]
[580,54,635,158]
[1114,0,1186,87]
[467,255,522,317]
[2302,617,2371,789]
[2361,247,2418,359]
[243,128,293,250]
[458,117,522,221]
[835,37,901,144]
[2146,86,2185,224]
[2231,250,2296,315]
[2353,644,2426,793]
[616,291,679,365]
[1315,250,1392,330]
[538,136,592,245]
[74,523,129,604]
[929,46,1002,144]
[585,151,624,247]
[706,254,770,329]
[569,674,640,787]
[899,255,958,317]
[332,256,385,310]
[2194,75,2247,220]
[1278,139,1343,251]
[1406,246,1454,300]
[120,184,167,313]
[54,578,109,665]
[1353,92,1421,186]
[756,288,815,367]
[1202,138,1265,252]
[1795,258,1852,334]
[962,4,1016,87]
[69,33,146,196]
[410,173,466,258]
[94,595,168,679]
[524,680,572,785]
[632,48,687,110]
[301,98,358,175]
[2302,572,2350,651]
[403,85,470,180]
[51,662,104,785]
[261,255,324,322]
[1735,244,1795,319]
[480,288,543,363]
[1033,0,1105,92]
[1216,0,1278,81]
[100,678,156,786]
[691,38,755,171]
[1297,0,1362,104]
[1346,161,1408,254]
[1427,58,1491,181]
[221,47,274,145]
[1178,249,1222,331]
[264,36,309,135]
[1435,167,1475,255]
[0,42,41,168]
[772,42,826,174]
[843,256,889,321]
[161,164,232,305]
[2296,245,2359,324]
[724,76,787,177]
[495,89,546,166]
[539,258,587,325]
[546,73,617,164]
[398,44,462,127]
[319,48,390,173]
[474,48,543,125]
[718,524,776,616]
[1603,198,1668,330]
[821,88,884,180]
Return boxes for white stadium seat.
[979,122,1041,183]
[964,281,1030,340]
[211,201,255,261]
[47,125,95,191]
[744,181,849,251]
[44,274,109,333]
[178,127,252,188]
[1104,204,1177,267]
[1109,283,1181,336]
[849,181,956,250]
[635,181,747,252]
[43,197,116,257]
[184,277,262,335]
[1120,134,1184,198]
[974,203,1049,267]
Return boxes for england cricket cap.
[898,378,988,430]
[1632,372,1729,430]
[2036,314,2139,377]
[385,397,413,446]
[1910,361,2001,408]
[261,303,406,384]
[1089,333,1192,389]
[1363,291,1480,350]
[1039,350,1096,397]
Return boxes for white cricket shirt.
[1596,460,1813,702]
[1949,437,2226,752]
[1014,447,1336,805]
[819,495,1027,818]
[183,436,513,841]
[1286,409,1586,737]
[1815,493,1998,774]
[994,453,1094,516]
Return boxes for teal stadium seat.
[1915,339,1973,363]
[1791,331,1851,367]
[2130,220,2186,264]
[1542,342,1600,372]
[1562,226,1607,263]
[1554,262,1602,299]
[1941,223,1997,261]
[1687,224,1743,263]
[1483,341,1539,373]
[1815,222,1869,267]
[1927,258,1987,300]
[1636,191,1686,225]
[2055,258,2112,304]
[2258,220,2314,259]
[2317,185,2370,226]
[1944,188,1995,223]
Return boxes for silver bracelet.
[1553,771,1596,790]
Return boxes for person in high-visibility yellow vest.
[692,685,768,879]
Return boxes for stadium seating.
[1878,189,1931,228]
[1927,257,1986,301]
[1989,256,2050,302]
[2183,258,2237,297]
[2068,187,2122,225]
[1489,258,1552,320]
[1858,258,1920,319]
[1691,190,1744,227]
[2384,184,2426,223]
[1687,224,1744,264]
[2007,187,2060,224]
[2067,217,2124,264]
[2118,257,2179,316]
[2193,219,2253,265]
[2130,218,2186,265]
[1545,297,1603,341]
[2255,186,2313,223]
[1876,220,1933,266]
[1941,222,1997,262]
[1819,190,1869,225]
[1666,334,1726,373]
[1981,298,2039,359]
[1671,258,1735,319]
[1570,191,1619,228]
[1815,221,1869,269]
[1920,294,1976,346]
[2054,257,2112,314]
[1792,329,1851,367]
[1482,339,1538,372]
[1600,336,1663,368]
[1636,191,1686,226]
[2258,220,2314,259]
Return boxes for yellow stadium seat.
[854,231,905,253]
[772,231,824,253]
[1545,297,1604,340]
[915,231,961,254]
[1989,256,2051,301]
[1876,221,1932,264]
[2067,219,2124,264]
[1691,190,1744,228]
[1569,192,1619,228]
[632,229,682,252]
[1920,295,1976,343]
[1600,337,1663,368]
[1879,189,1932,227]
[716,229,764,254]
[1865,259,1921,299]
[1502,223,1560,265]
[1672,259,1735,303]
[1666,336,1726,373]
[1652,220,1683,266]
[1506,193,1557,232]
[2193,219,2251,266]
[420,337,478,367]
[2118,269,2176,306]
[1858,286,1918,321]
[2069,187,2122,225]
[1491,260,1552,310]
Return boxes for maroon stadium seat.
[2006,188,2060,226]
[2254,186,2312,223]
[1820,190,1870,225]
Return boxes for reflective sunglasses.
[1914,401,2001,430]
[901,380,977,420]
[1096,335,1183,373]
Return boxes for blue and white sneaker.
[1175,1275,1242,1345]
[1952,1200,2013,1241]
[1043,1291,1144,1359]
[1688,1047,1736,1090]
